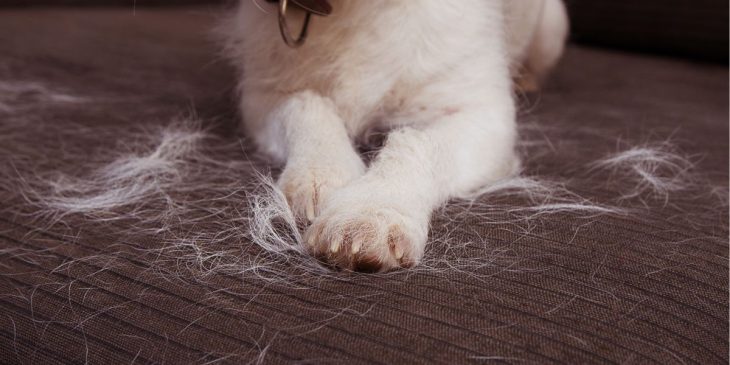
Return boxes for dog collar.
[265,0,332,48]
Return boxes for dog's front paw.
[278,159,365,222]
[305,193,429,272]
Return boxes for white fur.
[3,115,721,284]
[222,0,569,271]
[589,141,700,205]
[0,80,87,113]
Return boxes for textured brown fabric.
[0,7,728,365]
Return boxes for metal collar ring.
[278,0,312,48]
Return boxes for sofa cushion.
[0,7,727,364]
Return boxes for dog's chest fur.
[227,0,509,134]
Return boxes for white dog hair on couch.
[221,0,569,271]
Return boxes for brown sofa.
[0,4,727,364]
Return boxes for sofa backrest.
[2,0,727,62]
[567,0,728,62]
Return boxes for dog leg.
[262,91,365,222]
[306,101,519,271]
[522,0,569,89]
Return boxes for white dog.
[222,0,568,271]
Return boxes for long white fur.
[0,80,87,113]
[2,113,723,284]
[590,141,698,204]
[221,0,570,271]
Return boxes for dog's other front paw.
[278,158,365,222]
[305,192,429,272]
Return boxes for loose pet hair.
[221,0,569,271]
